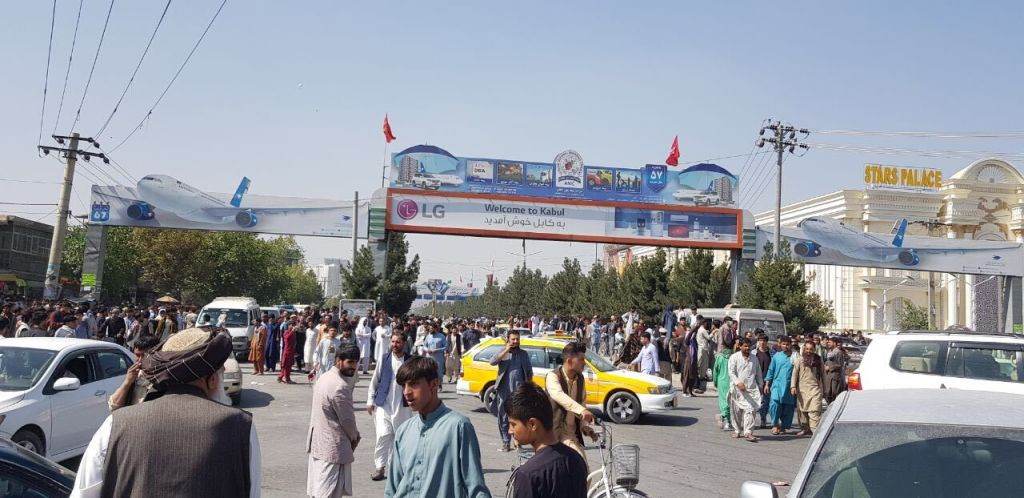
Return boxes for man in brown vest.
[71,328,261,497]
[544,341,597,469]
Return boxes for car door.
[521,346,549,386]
[942,342,1024,394]
[45,350,105,457]
[884,340,949,389]
[547,347,602,406]
[93,347,132,409]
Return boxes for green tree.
[378,233,421,316]
[737,241,835,334]
[282,265,324,304]
[60,226,143,302]
[619,249,669,321]
[340,245,378,300]
[543,258,584,316]
[667,249,733,309]
[895,300,929,330]
[500,265,548,317]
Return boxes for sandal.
[731,432,741,438]
[771,427,781,436]
[745,435,759,442]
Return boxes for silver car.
[741,389,1024,498]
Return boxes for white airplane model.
[793,217,921,266]
[115,174,348,228]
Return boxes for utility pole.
[757,121,808,256]
[38,133,107,300]
[352,191,359,261]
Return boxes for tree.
[896,300,929,330]
[737,241,835,334]
[619,249,669,321]
[282,265,324,304]
[60,226,143,302]
[500,265,548,317]
[378,233,421,316]
[339,245,378,300]
[543,258,584,316]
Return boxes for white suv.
[849,331,1024,395]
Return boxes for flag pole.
[380,140,389,188]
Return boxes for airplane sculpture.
[112,174,348,228]
[792,217,921,266]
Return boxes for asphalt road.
[240,363,810,498]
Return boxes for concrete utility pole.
[38,133,107,300]
[352,191,359,261]
[757,121,809,257]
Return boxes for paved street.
[242,363,809,497]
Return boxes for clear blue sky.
[3,1,1023,286]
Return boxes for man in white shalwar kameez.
[355,317,372,374]
[312,327,342,379]
[728,338,764,441]
[373,317,392,369]
[365,329,413,481]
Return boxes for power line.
[108,0,228,153]
[93,148,137,184]
[0,177,62,185]
[38,0,58,146]
[808,129,1024,139]
[70,0,116,132]
[51,0,85,136]
[737,149,773,206]
[806,142,1024,160]
[94,0,173,138]
[0,202,58,206]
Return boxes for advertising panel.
[388,145,740,207]
[864,163,943,191]
[89,174,364,237]
[387,189,742,249]
[757,217,1024,276]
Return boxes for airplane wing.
[201,206,350,218]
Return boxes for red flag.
[665,135,680,166]
[383,115,396,143]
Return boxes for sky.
[3,1,1024,287]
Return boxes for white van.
[696,308,787,341]
[199,297,260,360]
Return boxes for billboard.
[388,189,742,248]
[757,217,1024,276]
[89,174,365,237]
[864,163,943,191]
[388,145,740,207]
[386,144,742,248]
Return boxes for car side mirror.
[53,377,81,392]
[740,481,779,498]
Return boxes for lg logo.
[396,199,445,220]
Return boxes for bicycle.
[587,419,649,498]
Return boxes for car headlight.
[224,372,242,381]
[648,385,670,395]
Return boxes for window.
[473,344,504,363]
[890,341,946,374]
[946,346,1024,383]
[522,346,547,370]
[57,352,97,385]
[0,466,62,498]
[94,350,131,380]
[0,348,57,391]
[547,349,563,369]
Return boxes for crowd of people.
[1,294,872,497]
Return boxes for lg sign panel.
[89,175,365,238]
[387,189,742,249]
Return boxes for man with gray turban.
[306,342,362,497]
[71,327,262,497]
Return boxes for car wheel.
[481,383,497,415]
[234,352,248,363]
[230,393,241,406]
[12,429,45,456]
[605,391,642,424]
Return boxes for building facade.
[307,258,346,299]
[0,215,53,298]
[755,158,1024,332]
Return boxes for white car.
[0,338,134,460]
[849,331,1024,395]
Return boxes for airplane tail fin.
[230,177,251,208]
[891,218,908,247]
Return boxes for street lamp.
[862,276,916,331]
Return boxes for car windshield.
[199,308,249,327]
[586,351,616,372]
[800,422,1024,498]
[0,347,58,391]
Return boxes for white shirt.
[71,415,262,497]
[630,343,660,375]
[54,325,76,338]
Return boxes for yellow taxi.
[456,335,675,424]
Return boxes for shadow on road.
[239,389,275,408]
[634,412,698,427]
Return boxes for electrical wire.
[806,142,1024,160]
[70,0,116,132]
[739,152,776,207]
[0,177,62,185]
[809,129,1024,139]
[0,202,58,206]
[737,149,773,206]
[94,0,173,138]
[38,0,58,145]
[52,0,85,135]
[108,0,228,153]
[93,148,136,184]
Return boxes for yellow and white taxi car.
[457,335,674,424]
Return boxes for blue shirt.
[765,351,796,404]
[424,333,448,363]
[385,403,491,498]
